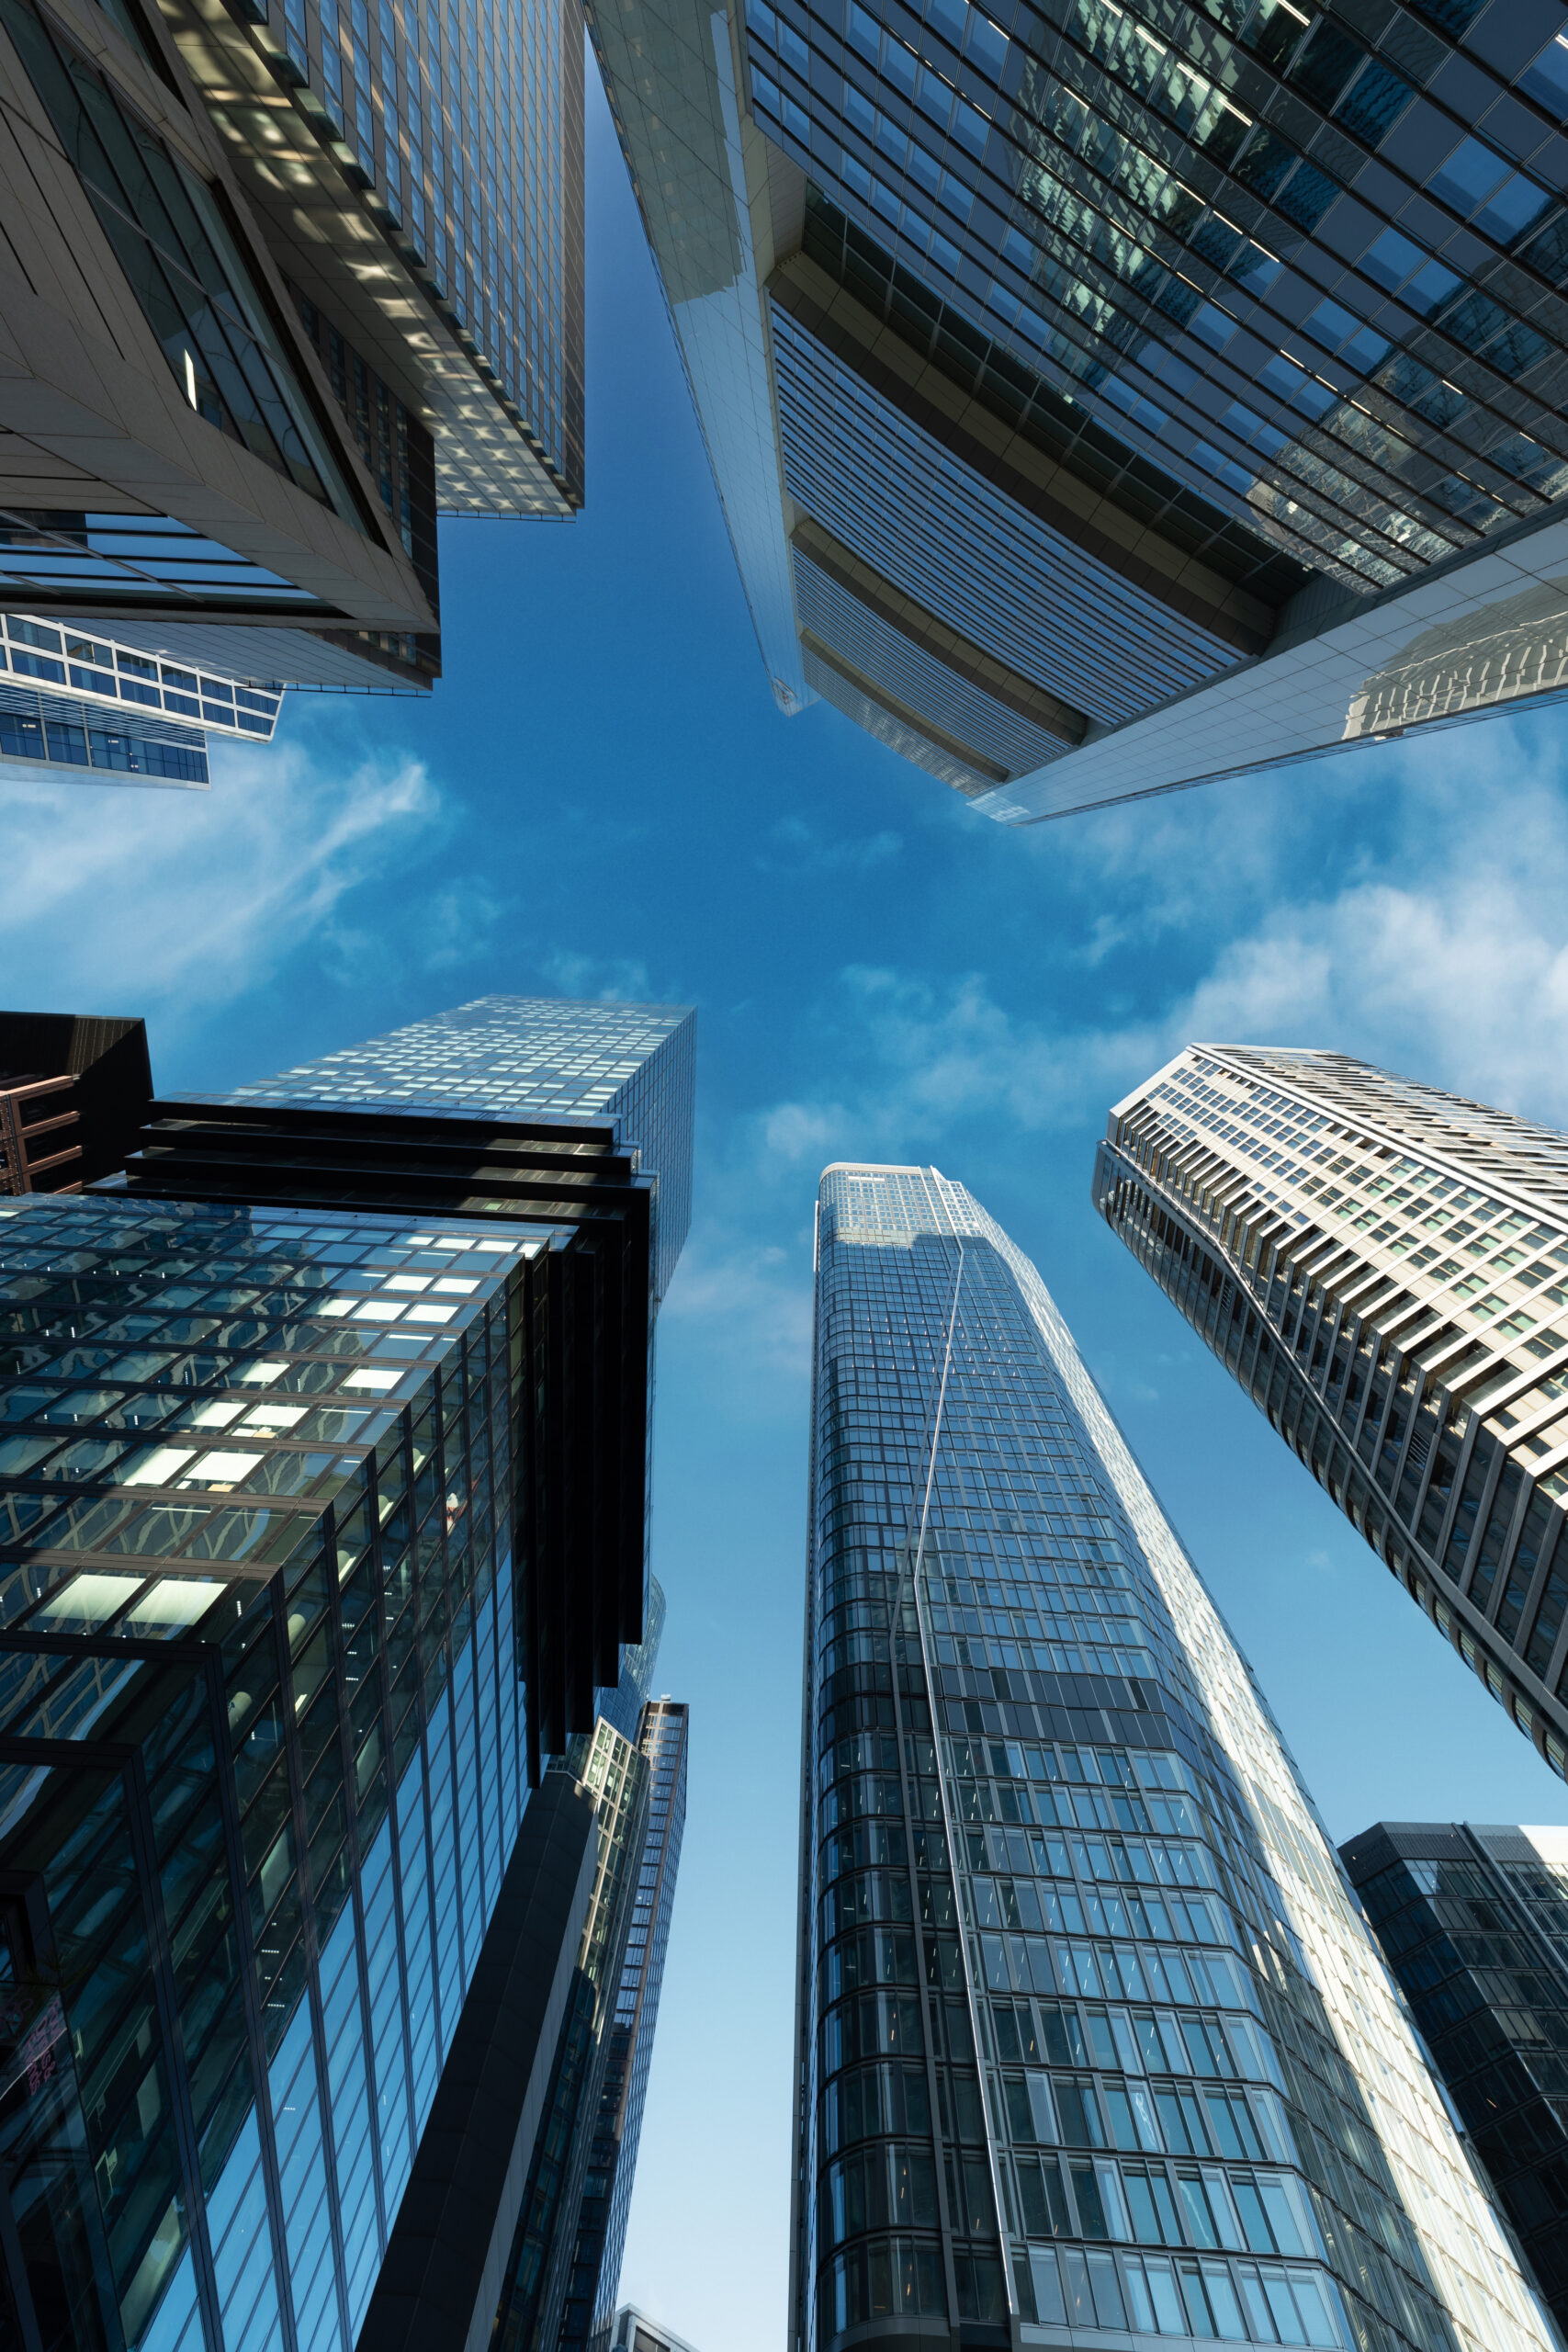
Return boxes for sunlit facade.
[792,1160,1552,2352]
[0,996,692,2352]
[1095,1046,1568,1781]
[602,0,1568,811]
[0,0,583,737]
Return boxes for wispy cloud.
[749,725,1568,1166]
[755,814,901,875]
[676,723,1568,1405]
[540,948,656,1001]
[0,728,440,1033]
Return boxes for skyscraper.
[793,1160,1551,2352]
[0,0,581,744]
[0,1012,153,1195]
[1340,1819,1568,2340]
[1094,1045,1568,1783]
[490,1676,688,2352]
[0,992,693,2352]
[573,1696,687,2351]
[594,0,1568,815]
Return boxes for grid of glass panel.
[223,997,697,1302]
[0,1189,556,2352]
[744,0,1568,594]
[0,617,281,740]
[1347,1826,1568,2339]
[0,511,325,606]
[583,1698,688,2344]
[290,288,440,620]
[794,1162,1551,2352]
[271,0,584,504]
[0,681,209,786]
[1094,1046,1568,1781]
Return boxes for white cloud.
[660,1235,814,1396]
[540,948,655,1001]
[757,814,901,874]
[0,729,438,1030]
[736,722,1568,1174]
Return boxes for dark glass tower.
[576,1697,688,2350]
[0,994,693,2352]
[491,1678,688,2352]
[1340,1820,1568,2341]
[794,1160,1552,2352]
[1094,1044,1568,1782]
[594,0,1568,816]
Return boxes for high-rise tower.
[0,0,583,767]
[1340,1819,1568,2338]
[1094,1046,1568,1783]
[593,0,1568,816]
[793,1160,1552,2352]
[0,993,693,2352]
[489,1672,688,2352]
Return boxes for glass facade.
[587,0,809,707]
[488,1662,686,2352]
[1340,1821,1568,2340]
[581,1698,688,2348]
[608,0,1568,809]
[595,2307,703,2352]
[1094,1045,1568,1781]
[158,0,585,516]
[0,996,692,2352]
[225,997,696,1306]
[793,1160,1551,2352]
[0,616,283,792]
[494,1709,653,2352]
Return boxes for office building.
[792,1160,1552,2351]
[491,1679,688,2352]
[0,991,694,2352]
[1095,1045,1568,1781]
[570,1697,688,2352]
[0,616,284,791]
[0,1011,153,1195]
[595,2310,702,2352]
[0,0,582,736]
[593,0,1568,813]
[1341,1820,1568,2338]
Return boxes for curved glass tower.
[598,0,1568,816]
[791,1162,1552,2352]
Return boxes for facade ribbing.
[1094,1045,1568,1781]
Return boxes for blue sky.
[7,61,1568,2352]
